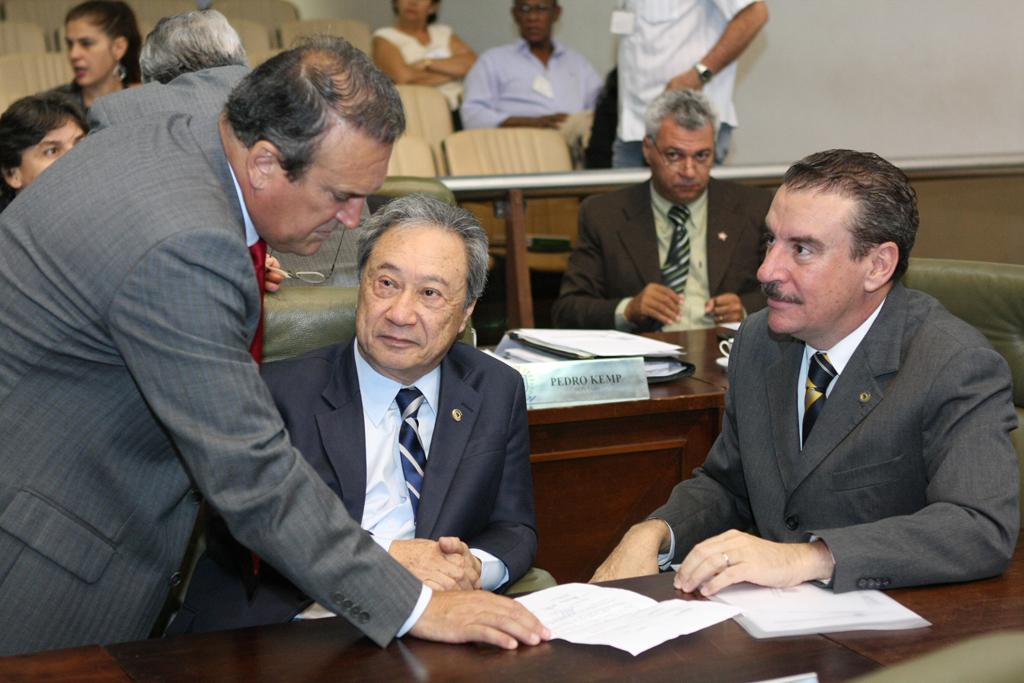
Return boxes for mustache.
[761,281,803,304]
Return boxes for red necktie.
[247,239,267,364]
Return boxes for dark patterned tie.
[661,204,692,294]
[803,352,837,445]
[395,388,428,516]
[247,239,267,364]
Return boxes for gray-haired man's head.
[140,9,247,84]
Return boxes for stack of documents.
[710,583,930,638]
[496,329,692,381]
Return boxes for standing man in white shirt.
[613,0,768,167]
[168,194,538,634]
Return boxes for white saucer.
[716,356,729,368]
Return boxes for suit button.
[342,599,353,609]
[881,578,891,588]
[189,488,202,503]
[785,515,799,530]
[169,572,183,587]
[358,612,370,623]
[857,578,868,589]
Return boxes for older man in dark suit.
[552,88,772,332]
[0,37,546,656]
[171,195,536,633]
[593,149,1019,593]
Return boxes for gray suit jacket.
[87,65,250,131]
[0,110,421,655]
[653,283,1020,591]
[552,179,773,331]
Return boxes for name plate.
[511,357,650,409]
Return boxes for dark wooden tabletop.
[4,534,1020,682]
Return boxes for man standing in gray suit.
[0,37,546,655]
[593,149,1019,592]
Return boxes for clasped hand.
[389,536,482,591]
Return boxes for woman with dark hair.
[57,0,141,110]
[372,0,475,112]
[0,92,88,212]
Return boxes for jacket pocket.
[831,455,906,492]
[0,489,115,584]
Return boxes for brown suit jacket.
[552,179,773,331]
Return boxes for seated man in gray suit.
[89,9,249,131]
[552,89,773,332]
[0,36,546,656]
[593,149,1020,593]
[170,194,537,632]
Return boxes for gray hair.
[782,149,918,281]
[643,88,718,139]
[357,194,489,308]
[140,9,247,84]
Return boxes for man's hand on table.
[409,590,551,650]
[675,529,835,596]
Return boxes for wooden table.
[528,328,729,583]
[5,534,1020,683]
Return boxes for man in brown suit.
[552,89,772,332]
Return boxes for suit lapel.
[314,342,369,523]
[416,351,481,539]
[616,182,662,285]
[790,286,907,491]
[706,179,743,295]
[766,338,804,493]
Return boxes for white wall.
[289,0,1024,165]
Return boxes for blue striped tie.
[395,387,428,516]
[662,205,691,294]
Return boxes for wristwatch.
[694,62,713,84]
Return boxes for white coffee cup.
[719,338,733,359]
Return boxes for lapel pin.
[451,408,463,422]
[717,231,728,242]
[859,392,871,403]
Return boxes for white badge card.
[532,74,554,99]
[610,10,635,35]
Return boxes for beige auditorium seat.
[215,0,298,47]
[278,18,370,55]
[443,128,577,273]
[0,22,48,56]
[396,84,452,174]
[3,0,77,51]
[387,135,437,177]
[0,52,73,111]
[227,17,272,54]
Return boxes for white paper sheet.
[510,329,683,358]
[516,583,740,656]
[710,582,930,638]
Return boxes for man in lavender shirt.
[460,0,602,136]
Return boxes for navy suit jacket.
[169,339,537,632]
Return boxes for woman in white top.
[372,0,476,111]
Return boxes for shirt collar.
[227,163,260,247]
[353,341,442,426]
[804,297,887,374]
[650,182,708,222]
[515,38,564,59]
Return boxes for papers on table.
[710,582,930,639]
[515,583,740,656]
[496,329,692,382]
[507,328,683,359]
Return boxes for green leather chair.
[903,258,1024,523]
[850,630,1024,683]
